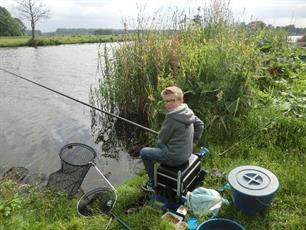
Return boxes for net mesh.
[47,143,97,196]
[77,187,116,217]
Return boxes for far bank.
[0,34,127,47]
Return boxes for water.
[288,35,303,42]
[0,43,143,190]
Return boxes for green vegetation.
[96,7,305,145]
[0,36,30,47]
[0,6,26,36]
[91,1,305,229]
[1,1,305,229]
[0,34,127,47]
[14,0,50,40]
[281,24,306,36]
[0,176,175,230]
[1,140,305,230]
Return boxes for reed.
[1,1,305,229]
[96,1,257,143]
[95,0,305,145]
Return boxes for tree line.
[1,0,49,40]
[0,6,25,36]
[1,4,305,37]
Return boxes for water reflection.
[0,43,142,189]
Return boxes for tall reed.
[94,0,301,146]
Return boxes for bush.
[93,1,305,149]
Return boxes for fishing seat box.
[154,154,203,198]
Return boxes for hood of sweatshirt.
[166,104,195,125]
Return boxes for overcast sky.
[1,0,305,32]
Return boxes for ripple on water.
[0,44,143,189]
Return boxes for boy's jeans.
[140,147,169,182]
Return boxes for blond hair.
[161,86,184,101]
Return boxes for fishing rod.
[0,67,159,135]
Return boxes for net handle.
[90,162,117,193]
[91,162,118,210]
[110,212,132,230]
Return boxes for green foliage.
[0,7,25,36]
[0,180,113,230]
[1,1,304,229]
[0,175,183,230]
[95,3,305,148]
[90,6,305,229]
[201,141,306,230]
[0,36,30,47]
[0,34,127,47]
[236,108,306,153]
[1,141,305,230]
[96,5,255,143]
[0,181,22,218]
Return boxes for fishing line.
[2,67,278,155]
[0,67,158,135]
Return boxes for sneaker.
[141,180,154,192]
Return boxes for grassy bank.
[88,1,305,229]
[1,1,305,229]
[1,139,305,230]
[0,34,126,47]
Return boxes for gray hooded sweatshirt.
[157,104,204,166]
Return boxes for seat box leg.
[177,170,182,198]
[154,163,158,188]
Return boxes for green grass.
[0,35,127,47]
[202,144,305,230]
[0,36,30,47]
[1,1,305,229]
[0,141,305,229]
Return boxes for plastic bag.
[185,187,229,216]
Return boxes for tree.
[247,20,266,30]
[0,6,25,36]
[13,18,26,34]
[16,0,50,40]
[192,14,203,26]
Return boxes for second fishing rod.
[0,68,159,135]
